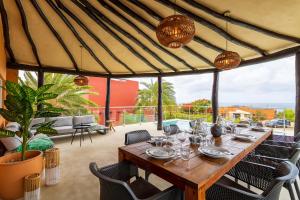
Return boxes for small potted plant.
[0,81,62,200]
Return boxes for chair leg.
[294,181,300,199]
[287,183,296,200]
[145,171,151,181]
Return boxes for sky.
[130,56,295,105]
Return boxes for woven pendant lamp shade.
[156,15,195,48]
[214,51,241,70]
[74,75,88,86]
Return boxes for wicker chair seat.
[129,177,161,199]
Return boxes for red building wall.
[87,77,139,124]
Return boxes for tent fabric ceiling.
[1,0,300,77]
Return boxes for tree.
[191,99,211,113]
[277,109,295,122]
[137,80,176,107]
[21,72,97,115]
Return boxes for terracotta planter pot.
[0,150,43,200]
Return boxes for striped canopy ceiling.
[2,0,300,77]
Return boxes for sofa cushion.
[6,122,21,132]
[46,116,73,127]
[73,115,96,126]
[29,118,45,129]
[54,126,75,134]
[0,124,22,151]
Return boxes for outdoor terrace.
[42,122,292,200]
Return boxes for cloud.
[129,56,295,104]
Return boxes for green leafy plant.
[0,81,63,160]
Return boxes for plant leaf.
[5,81,25,99]
[4,95,24,113]
[23,85,37,103]
[35,111,61,118]
[36,84,54,96]
[37,93,58,101]
[0,129,16,138]
[0,108,18,122]
[36,127,57,135]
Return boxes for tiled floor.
[41,122,293,200]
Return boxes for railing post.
[37,70,44,111]
[123,109,125,126]
[139,107,142,125]
[105,77,111,127]
[295,52,300,135]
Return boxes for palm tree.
[137,79,176,106]
[20,72,97,115]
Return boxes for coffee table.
[71,124,92,146]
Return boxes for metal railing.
[61,105,295,135]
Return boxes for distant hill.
[220,103,295,110]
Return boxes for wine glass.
[176,131,187,149]
[163,126,171,148]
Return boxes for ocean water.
[220,102,295,110]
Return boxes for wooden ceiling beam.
[0,0,15,62]
[45,0,111,74]
[15,0,42,66]
[128,0,224,53]
[56,0,135,74]
[72,0,162,73]
[99,0,195,71]
[240,45,300,67]
[30,0,79,71]
[157,0,268,56]
[113,0,214,66]
[77,0,177,72]
[184,0,300,44]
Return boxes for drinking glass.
[180,147,190,160]
[176,131,187,149]
[163,126,171,148]
[155,137,164,147]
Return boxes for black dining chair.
[207,161,298,200]
[264,132,300,148]
[90,162,183,200]
[124,130,152,181]
[125,130,151,145]
[246,143,300,199]
[163,124,180,135]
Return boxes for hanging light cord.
[225,21,228,50]
[224,11,230,51]
[174,0,176,15]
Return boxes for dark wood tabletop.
[119,129,272,200]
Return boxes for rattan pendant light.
[74,46,88,86]
[156,1,195,48]
[214,12,241,70]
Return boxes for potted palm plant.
[0,81,62,200]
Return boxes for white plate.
[198,146,231,158]
[145,147,176,159]
[234,134,256,141]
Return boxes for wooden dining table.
[119,129,272,200]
